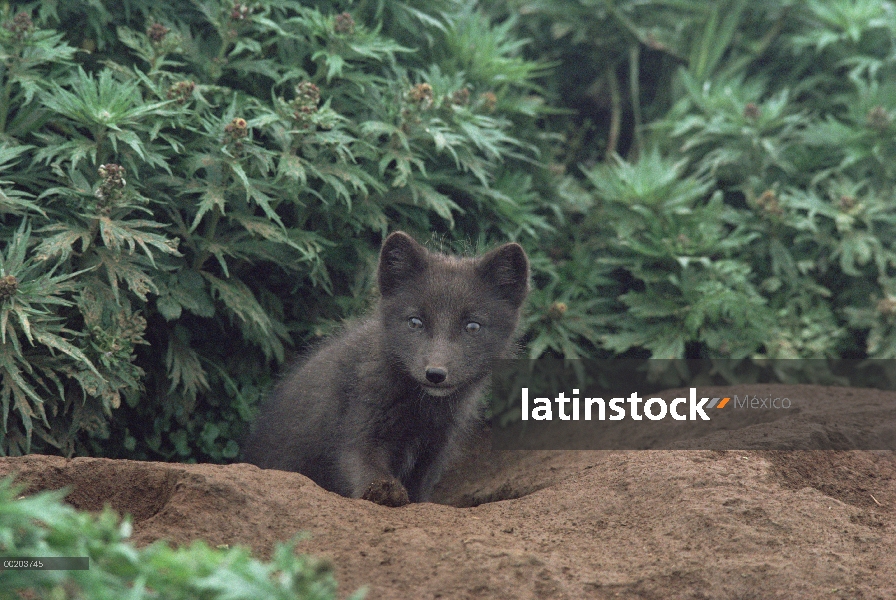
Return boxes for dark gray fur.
[241,232,529,504]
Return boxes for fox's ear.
[378,231,428,296]
[477,242,530,308]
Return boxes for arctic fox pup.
[242,231,529,506]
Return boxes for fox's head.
[377,231,529,397]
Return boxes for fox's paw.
[361,478,410,507]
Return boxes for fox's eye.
[465,321,481,334]
[408,317,424,329]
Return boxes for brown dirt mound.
[2,384,895,599]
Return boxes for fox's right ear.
[378,231,428,296]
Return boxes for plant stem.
[0,66,15,134]
[605,67,621,160]
[628,45,643,161]
[192,206,223,271]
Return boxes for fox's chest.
[394,436,423,479]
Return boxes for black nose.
[425,367,447,384]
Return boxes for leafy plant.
[5,0,896,457]
[0,1,553,459]
[503,0,896,360]
[0,476,361,599]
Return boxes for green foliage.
[577,150,774,359]
[502,0,896,360]
[4,0,896,457]
[0,1,552,458]
[0,476,361,599]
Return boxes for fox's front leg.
[340,448,409,507]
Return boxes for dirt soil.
[2,384,895,600]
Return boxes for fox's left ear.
[477,242,530,308]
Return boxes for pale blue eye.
[408,317,424,329]
[465,322,481,333]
